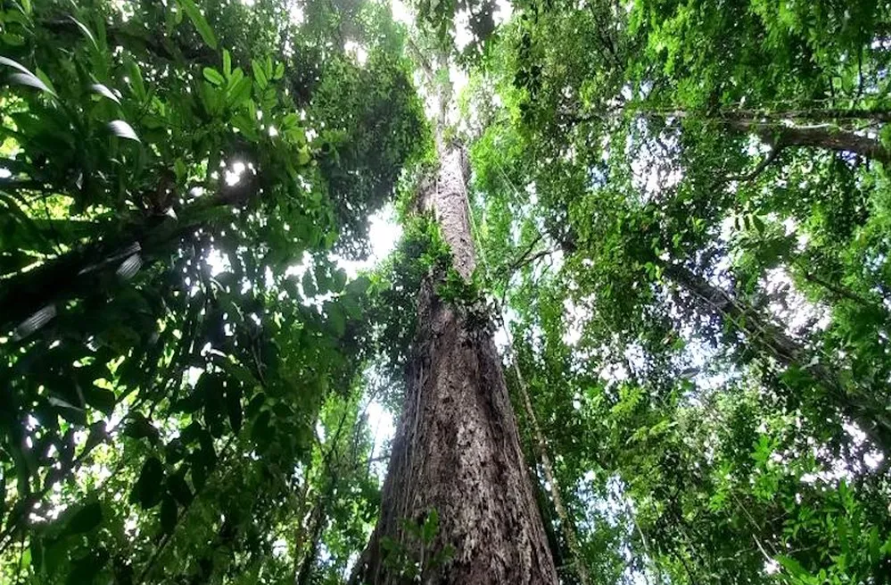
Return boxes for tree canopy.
[2,0,891,583]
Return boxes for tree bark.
[352,144,558,585]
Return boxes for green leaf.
[125,57,146,100]
[252,59,268,89]
[124,414,160,445]
[326,301,346,337]
[776,555,809,578]
[66,549,109,585]
[203,67,224,86]
[226,67,244,91]
[179,0,218,49]
[1,33,25,46]
[422,509,439,544]
[332,268,347,291]
[227,77,252,107]
[174,159,187,181]
[167,471,193,506]
[346,275,371,296]
[0,56,56,96]
[0,55,33,76]
[90,83,121,104]
[190,456,208,492]
[65,501,103,535]
[198,431,217,470]
[223,49,231,78]
[68,16,98,50]
[250,410,273,448]
[302,270,316,297]
[226,384,243,432]
[84,385,116,416]
[133,457,164,509]
[231,112,259,141]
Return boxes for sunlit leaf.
[203,67,224,86]
[68,16,98,50]
[108,120,140,142]
[0,57,57,96]
[251,59,267,89]
[91,83,121,104]
[0,54,33,75]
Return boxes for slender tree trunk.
[296,503,326,585]
[352,144,558,585]
[0,178,254,333]
[662,262,891,454]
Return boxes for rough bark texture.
[353,145,558,585]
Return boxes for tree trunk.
[0,176,254,333]
[352,144,558,585]
[662,262,891,454]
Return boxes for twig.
[719,146,785,186]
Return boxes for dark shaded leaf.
[65,501,103,535]
[180,0,218,49]
[133,457,164,509]
[226,384,243,432]
[66,548,109,585]
[83,385,116,416]
[124,414,160,445]
[160,495,177,535]
[167,470,193,506]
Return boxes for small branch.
[405,36,435,86]
[799,269,885,313]
[721,146,785,185]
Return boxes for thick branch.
[0,176,257,334]
[727,120,891,163]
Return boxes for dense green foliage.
[0,0,424,582]
[469,0,891,582]
[3,0,891,584]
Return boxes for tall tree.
[353,43,558,583]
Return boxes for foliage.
[460,0,891,583]
[4,0,891,584]
[379,509,454,583]
[0,0,424,582]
